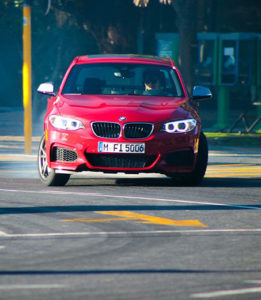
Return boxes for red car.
[37,54,211,186]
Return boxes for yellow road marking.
[62,211,207,227]
[206,173,261,178]
[208,164,253,168]
[206,164,261,178]
[207,169,261,173]
[207,165,260,170]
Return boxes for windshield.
[62,63,185,97]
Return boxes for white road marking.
[191,287,261,298]
[0,284,64,290]
[0,231,8,237]
[0,136,40,142]
[0,188,260,211]
[1,228,261,238]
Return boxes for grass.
[205,132,261,147]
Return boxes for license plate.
[98,142,145,153]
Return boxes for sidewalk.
[0,107,43,137]
[0,136,40,156]
[208,145,261,164]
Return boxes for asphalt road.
[0,147,260,300]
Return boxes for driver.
[143,68,165,95]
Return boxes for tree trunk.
[171,0,197,92]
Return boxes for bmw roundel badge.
[119,116,127,121]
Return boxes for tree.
[51,0,140,54]
[172,0,197,91]
[134,0,197,91]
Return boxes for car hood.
[56,94,191,123]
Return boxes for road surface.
[0,142,260,299]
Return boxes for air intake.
[53,147,77,162]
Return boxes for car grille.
[91,122,153,139]
[85,154,157,168]
[53,147,78,162]
[124,123,153,139]
[92,122,121,138]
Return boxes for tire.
[38,134,70,186]
[170,132,208,186]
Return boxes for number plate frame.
[98,142,145,153]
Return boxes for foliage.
[134,0,171,6]
[1,0,261,109]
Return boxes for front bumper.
[45,126,199,175]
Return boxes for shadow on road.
[0,268,261,275]
[0,176,260,188]
[66,177,261,188]
[0,202,260,215]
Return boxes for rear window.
[62,63,185,97]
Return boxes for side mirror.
[37,82,56,96]
[191,86,212,101]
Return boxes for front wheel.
[169,132,208,186]
[38,134,70,186]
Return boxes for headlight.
[163,119,197,133]
[49,115,85,131]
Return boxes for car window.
[62,63,185,97]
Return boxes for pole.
[256,88,261,131]
[22,2,32,154]
[213,37,230,130]
[257,37,261,131]
[216,86,230,130]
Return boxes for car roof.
[75,54,175,67]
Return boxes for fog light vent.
[53,147,77,162]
